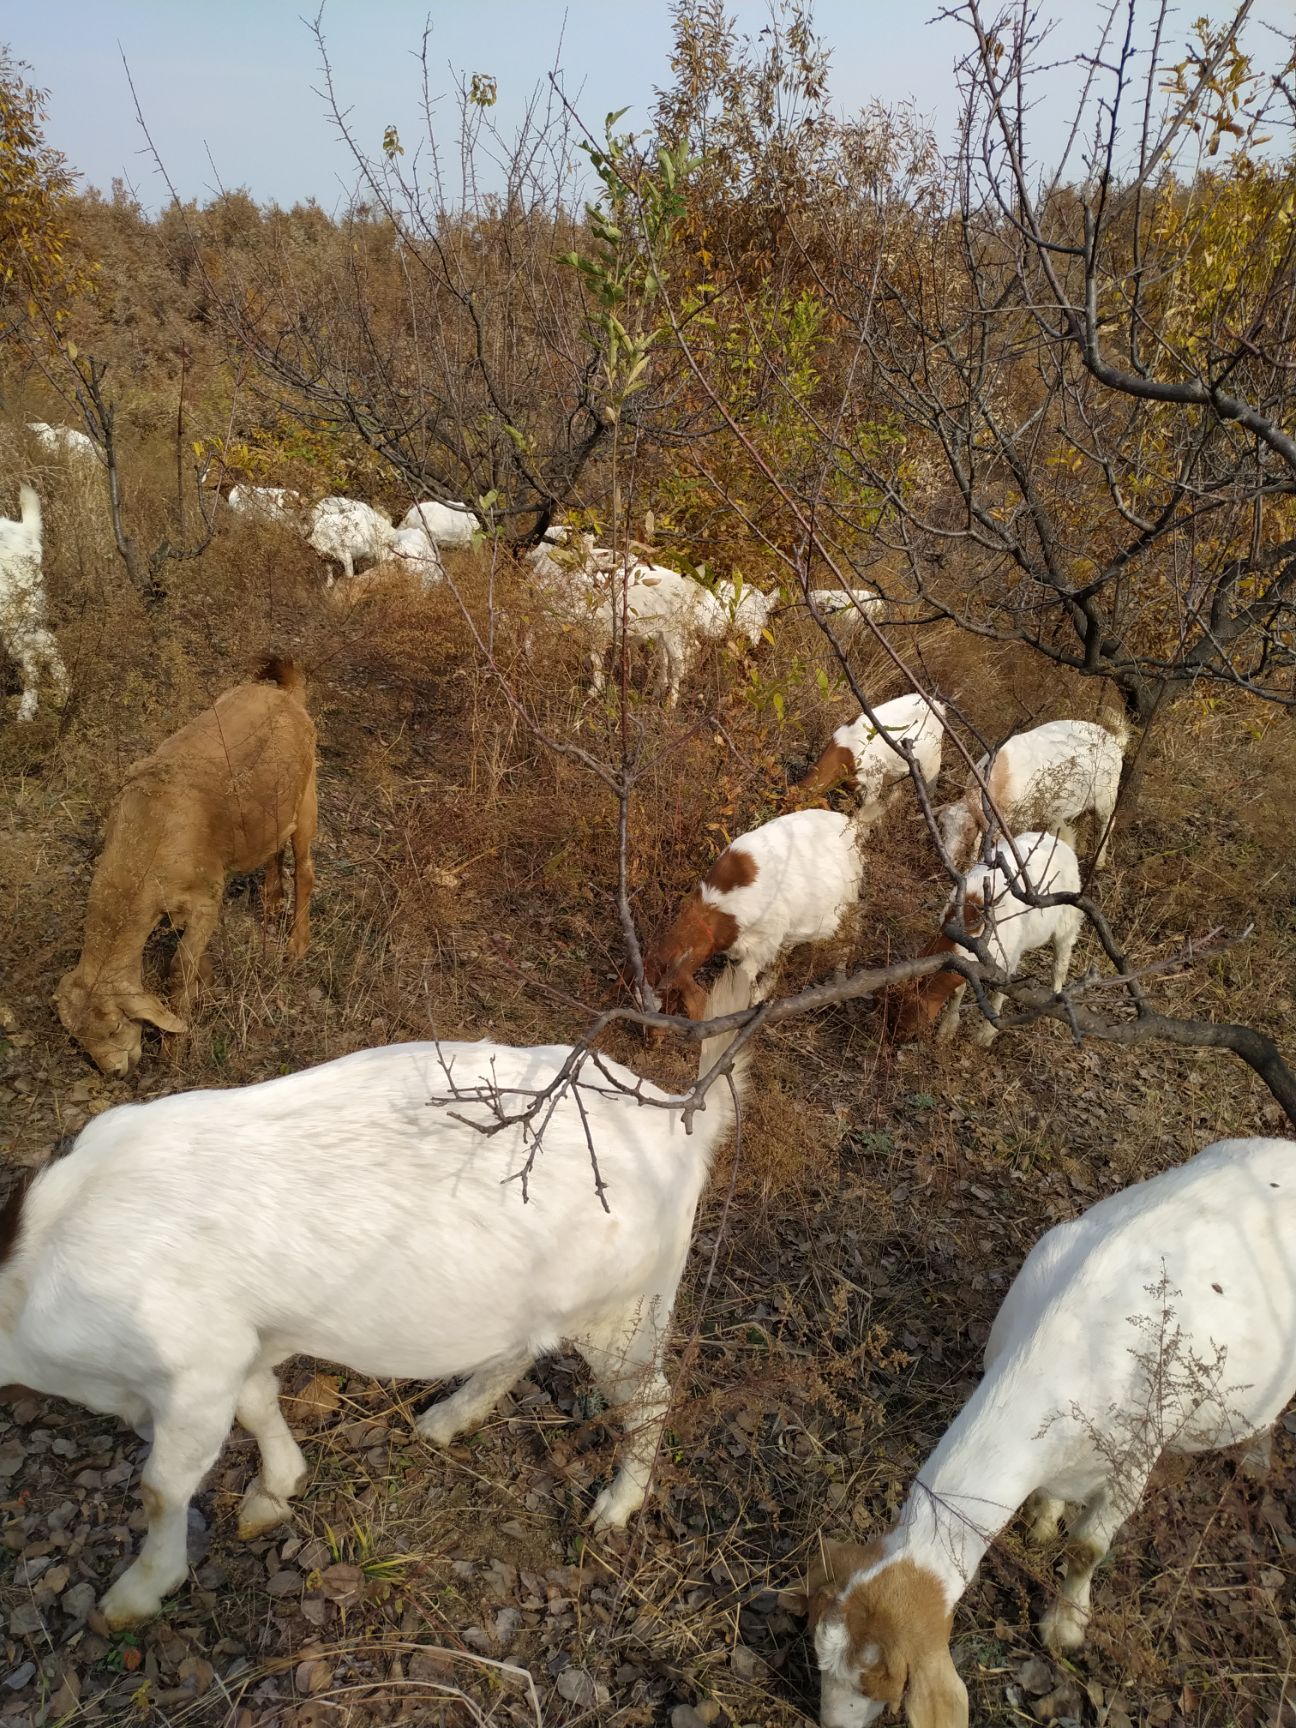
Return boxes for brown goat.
[54,658,317,1075]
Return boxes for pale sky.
[8,1,1294,212]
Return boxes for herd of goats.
[1,442,1293,1728]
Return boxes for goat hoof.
[414,1406,462,1448]
[237,1480,295,1540]
[1039,1604,1087,1654]
[587,1483,641,1534]
[100,1568,171,1629]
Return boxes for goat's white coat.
[938,718,1127,868]
[388,524,446,584]
[703,807,866,985]
[813,1135,1296,1725]
[26,421,102,465]
[307,496,396,581]
[824,693,946,805]
[0,990,747,1625]
[398,500,480,546]
[934,830,1083,1044]
[0,486,67,722]
[807,587,883,622]
[587,563,770,705]
[225,484,303,527]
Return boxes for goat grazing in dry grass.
[1,967,752,1626]
[0,484,67,723]
[307,496,396,580]
[893,831,1082,1045]
[645,806,870,1018]
[796,693,945,807]
[937,717,1128,869]
[398,499,481,546]
[805,1134,1296,1727]
[54,658,317,1075]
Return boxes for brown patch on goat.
[807,1541,964,1728]
[703,845,758,895]
[890,892,985,1038]
[643,890,740,1022]
[795,739,856,800]
[258,654,306,697]
[0,1172,33,1268]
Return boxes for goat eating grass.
[2,968,753,1626]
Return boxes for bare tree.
[822,0,1296,721]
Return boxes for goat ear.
[904,1643,968,1728]
[120,989,187,1034]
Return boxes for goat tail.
[692,964,756,1149]
[257,654,306,699]
[18,486,41,537]
[1101,706,1133,751]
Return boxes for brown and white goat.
[644,807,867,1019]
[891,832,1082,1045]
[54,658,317,1075]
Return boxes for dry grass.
[1,458,1294,1726]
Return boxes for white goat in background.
[0,967,752,1626]
[938,716,1129,869]
[0,485,68,722]
[399,499,481,547]
[307,497,397,581]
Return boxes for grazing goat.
[937,718,1128,869]
[589,563,771,706]
[399,499,481,546]
[806,1134,1296,1727]
[387,523,446,585]
[894,830,1082,1045]
[54,659,317,1076]
[645,807,868,1018]
[807,587,883,622]
[713,576,776,647]
[307,497,396,580]
[26,421,101,465]
[0,485,67,723]
[1,967,753,1626]
[796,693,946,808]
[222,482,304,527]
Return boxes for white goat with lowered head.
[307,496,396,580]
[937,717,1129,869]
[26,421,102,466]
[806,1133,1296,1728]
[0,967,752,1626]
[894,830,1082,1045]
[0,485,67,722]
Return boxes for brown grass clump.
[1,453,1294,1728]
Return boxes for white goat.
[388,524,446,585]
[224,483,304,527]
[896,830,1082,1045]
[399,500,481,547]
[806,587,883,622]
[937,717,1129,869]
[0,485,67,723]
[0,967,750,1627]
[807,1133,1296,1728]
[645,806,868,1018]
[797,693,946,808]
[26,421,101,466]
[587,563,767,706]
[713,577,776,648]
[307,497,396,581]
